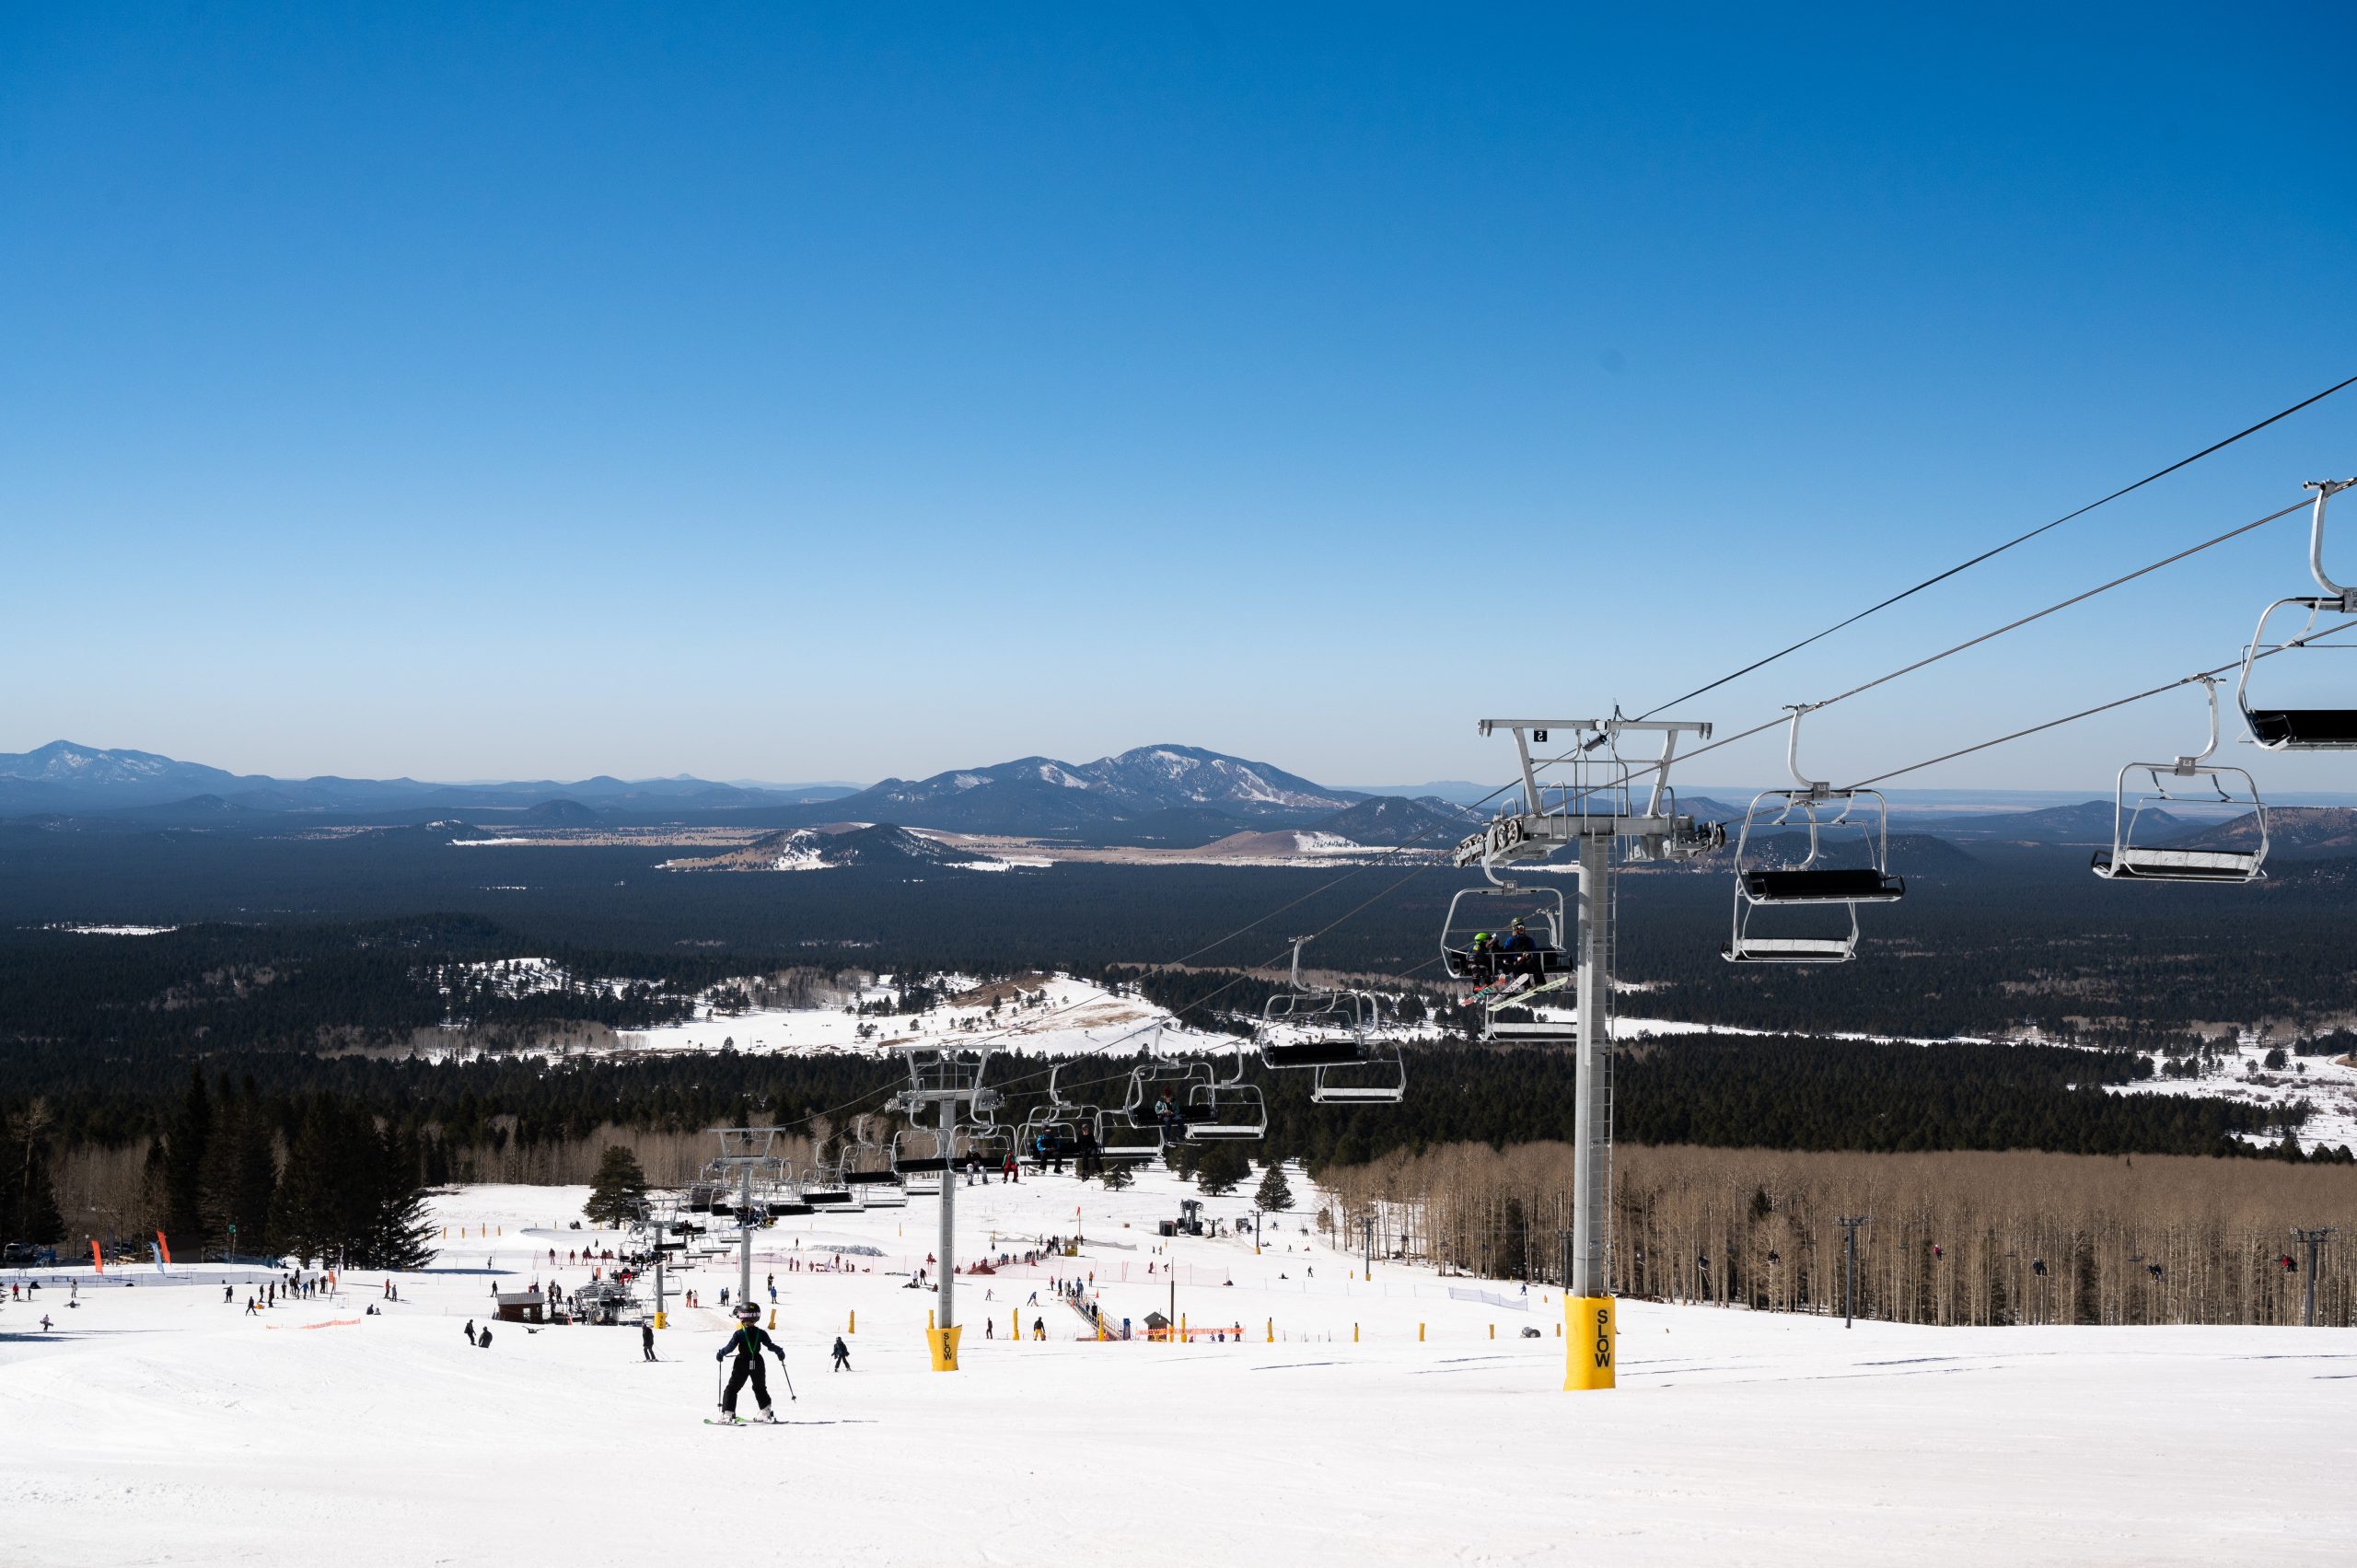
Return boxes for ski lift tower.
[1456,716,1719,1390]
[890,1047,1002,1372]
[705,1126,789,1311]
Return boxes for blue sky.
[4,4,2353,794]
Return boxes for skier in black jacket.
[714,1303,784,1421]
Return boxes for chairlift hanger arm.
[2304,477,2357,601]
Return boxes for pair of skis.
[1461,971,1573,1011]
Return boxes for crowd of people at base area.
[773,1254,873,1274]
[548,1247,617,1265]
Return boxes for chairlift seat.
[1262,1038,1366,1068]
[802,1189,853,1206]
[1311,1077,1405,1105]
[2091,847,2266,882]
[1741,868,1904,904]
[1722,936,1855,964]
[2245,708,2357,749]
[772,1201,815,1216]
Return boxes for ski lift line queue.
[1523,490,2322,819]
[1635,371,2357,723]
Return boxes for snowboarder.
[642,1322,657,1363]
[715,1303,786,1421]
[831,1335,851,1372]
[464,1319,477,1345]
[478,1326,493,1349]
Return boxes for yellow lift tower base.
[1565,1296,1615,1390]
[928,1324,963,1372]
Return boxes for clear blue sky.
[4,4,2353,794]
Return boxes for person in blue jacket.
[714,1302,785,1422]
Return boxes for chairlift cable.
[1842,615,2357,792]
[1635,373,2357,721]
[1538,492,2316,817]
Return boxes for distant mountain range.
[11,739,2350,859]
[0,738,1473,844]
[0,740,858,817]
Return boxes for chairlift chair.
[2239,478,2357,749]
[799,1158,854,1209]
[2093,676,2269,883]
[1123,1060,1213,1134]
[1256,937,1404,1104]
[1724,705,1904,965]
[1439,887,1571,986]
[841,1117,907,1202]
[1092,1105,1166,1161]
[1176,1055,1267,1141]
[890,1127,950,1177]
[1017,1063,1088,1163]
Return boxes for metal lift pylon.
[888,1047,1001,1372]
[1455,717,1719,1391]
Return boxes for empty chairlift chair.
[2093,675,2269,883]
[842,1120,907,1207]
[1257,936,1405,1104]
[799,1158,854,1209]
[1724,705,1904,965]
[889,1128,949,1194]
[2238,477,2357,750]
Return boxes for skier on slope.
[714,1302,786,1423]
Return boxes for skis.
[705,1413,778,1426]
[1461,971,1573,1012]
[1459,973,1530,1008]
[1490,973,1572,1011]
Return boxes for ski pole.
[778,1353,796,1401]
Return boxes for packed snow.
[4,1164,2352,1565]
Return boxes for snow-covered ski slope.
[5,1166,2352,1567]
[614,974,1242,1057]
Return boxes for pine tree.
[4,1098,64,1244]
[163,1065,211,1250]
[585,1144,649,1225]
[363,1123,435,1271]
[1253,1160,1295,1213]
[269,1099,338,1266]
[1097,1160,1134,1191]
[1194,1142,1250,1197]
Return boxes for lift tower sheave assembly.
[1455,717,1719,1391]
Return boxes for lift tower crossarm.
[1458,717,1719,870]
